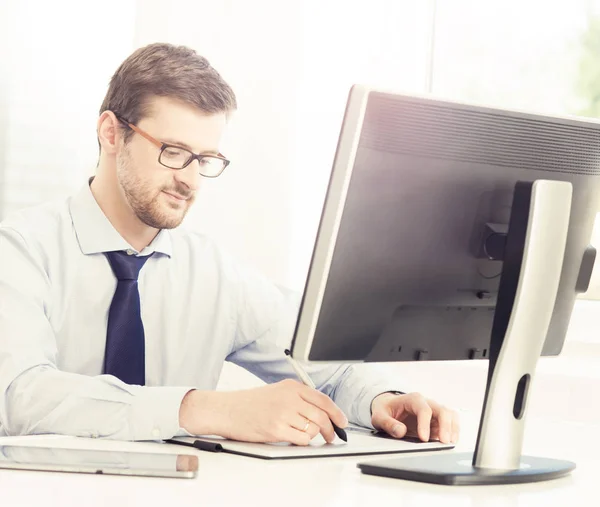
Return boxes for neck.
[90,162,159,252]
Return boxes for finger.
[427,415,440,441]
[290,414,320,440]
[434,405,452,444]
[451,411,460,443]
[372,412,408,439]
[299,402,336,443]
[405,394,433,442]
[298,387,348,428]
[304,420,320,440]
[278,426,312,446]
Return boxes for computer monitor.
[290,86,600,485]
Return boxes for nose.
[173,161,201,193]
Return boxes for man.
[0,43,459,446]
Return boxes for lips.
[163,191,189,201]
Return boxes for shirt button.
[152,428,161,439]
[126,249,135,256]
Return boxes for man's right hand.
[178,379,348,446]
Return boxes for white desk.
[0,412,597,507]
[2,301,599,506]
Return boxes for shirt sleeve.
[225,259,405,429]
[0,225,193,440]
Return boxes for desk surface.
[0,412,597,507]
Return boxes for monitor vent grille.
[359,93,600,176]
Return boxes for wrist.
[179,389,232,436]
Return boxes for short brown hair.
[100,43,237,143]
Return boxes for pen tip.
[336,427,348,442]
[284,349,291,356]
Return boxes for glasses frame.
[115,115,230,178]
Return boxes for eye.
[163,147,186,159]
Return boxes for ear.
[97,111,122,155]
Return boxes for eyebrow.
[161,138,220,156]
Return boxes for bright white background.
[0,0,599,420]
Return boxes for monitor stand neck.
[358,180,577,485]
[472,180,570,470]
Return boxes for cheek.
[127,140,161,171]
[127,147,169,190]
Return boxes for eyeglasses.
[115,116,230,178]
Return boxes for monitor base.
[358,452,575,486]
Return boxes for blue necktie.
[103,251,153,385]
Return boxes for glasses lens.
[198,156,227,177]
[159,146,192,169]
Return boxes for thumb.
[372,413,408,439]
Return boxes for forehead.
[139,96,227,152]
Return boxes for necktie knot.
[105,251,152,281]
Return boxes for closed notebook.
[166,426,454,460]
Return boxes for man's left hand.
[371,392,459,444]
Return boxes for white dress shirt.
[0,180,402,440]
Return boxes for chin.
[156,210,186,229]
[135,206,186,230]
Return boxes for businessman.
[0,43,459,446]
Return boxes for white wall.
[0,0,136,217]
[0,2,8,206]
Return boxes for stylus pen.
[284,349,348,442]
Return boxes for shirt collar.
[69,178,172,258]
